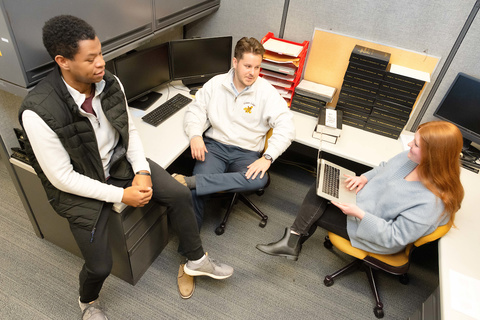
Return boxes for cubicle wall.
[185,0,480,130]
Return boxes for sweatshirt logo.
[243,102,255,114]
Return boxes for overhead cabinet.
[0,0,220,94]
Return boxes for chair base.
[215,192,268,235]
[324,236,385,318]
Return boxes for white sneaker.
[79,298,108,320]
[184,253,233,279]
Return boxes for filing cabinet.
[10,158,169,285]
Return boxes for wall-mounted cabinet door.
[154,0,220,30]
[1,0,152,87]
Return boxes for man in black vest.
[19,15,232,320]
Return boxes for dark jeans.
[70,159,204,303]
[291,183,350,241]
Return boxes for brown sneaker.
[177,263,195,299]
[172,174,187,187]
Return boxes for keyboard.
[142,93,192,127]
[322,163,340,198]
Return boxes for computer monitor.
[169,36,232,88]
[433,72,480,150]
[113,42,170,110]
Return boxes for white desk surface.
[130,82,192,169]
[292,110,405,167]
[439,168,480,320]
[132,86,479,319]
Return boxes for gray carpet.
[0,156,438,319]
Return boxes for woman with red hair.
[257,121,464,260]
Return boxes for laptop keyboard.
[142,93,192,127]
[322,164,340,198]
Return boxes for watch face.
[264,154,272,161]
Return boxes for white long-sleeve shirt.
[22,77,150,204]
[184,69,295,160]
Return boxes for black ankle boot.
[256,227,301,261]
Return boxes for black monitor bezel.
[433,72,480,148]
[169,36,233,86]
[113,42,171,104]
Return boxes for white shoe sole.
[183,264,233,279]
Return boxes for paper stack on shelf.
[263,38,304,57]
[260,32,309,106]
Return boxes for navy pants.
[191,138,268,227]
[70,159,204,303]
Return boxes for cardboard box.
[347,62,385,80]
[367,116,405,132]
[364,123,402,139]
[344,71,382,89]
[290,104,318,117]
[349,45,390,70]
[380,81,421,99]
[336,105,370,121]
[339,88,376,105]
[342,116,366,129]
[384,64,430,90]
[337,97,374,114]
[373,99,412,117]
[377,89,417,107]
[371,107,409,125]
[341,80,378,98]
[292,92,327,108]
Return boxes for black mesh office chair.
[214,174,270,235]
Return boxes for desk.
[291,110,404,167]
[439,168,480,320]
[130,82,192,168]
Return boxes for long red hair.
[417,121,464,223]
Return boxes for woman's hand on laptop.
[345,174,368,193]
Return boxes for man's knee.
[245,173,268,190]
[86,260,112,281]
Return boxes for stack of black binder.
[290,80,336,117]
[337,45,429,139]
[337,45,390,132]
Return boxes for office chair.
[214,129,273,235]
[322,220,452,318]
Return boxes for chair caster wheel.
[323,276,334,287]
[324,237,333,249]
[259,219,267,228]
[399,273,409,285]
[374,306,384,318]
[215,226,225,235]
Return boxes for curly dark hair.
[42,15,96,60]
[234,37,265,60]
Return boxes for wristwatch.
[135,171,151,176]
[263,154,273,163]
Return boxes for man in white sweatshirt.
[180,37,295,227]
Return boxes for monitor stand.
[182,77,212,90]
[128,92,163,110]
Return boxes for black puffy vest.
[19,67,134,230]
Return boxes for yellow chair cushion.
[328,232,410,267]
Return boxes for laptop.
[316,159,357,204]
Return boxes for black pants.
[291,183,350,241]
[70,159,204,303]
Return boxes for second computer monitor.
[114,42,170,110]
[169,36,232,88]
